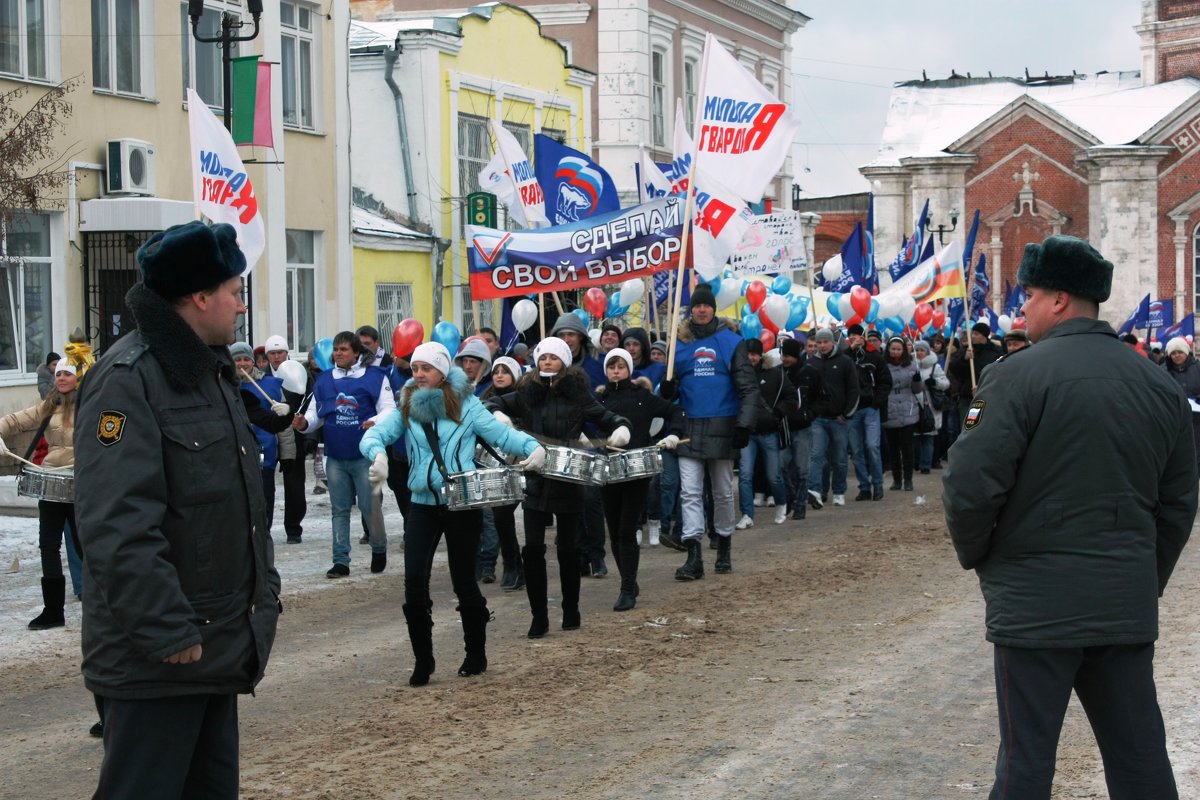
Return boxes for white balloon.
[896,294,917,325]
[275,360,308,394]
[763,295,790,329]
[875,293,899,319]
[837,293,855,322]
[588,328,601,349]
[618,278,644,308]
[996,314,1012,334]
[715,277,741,310]
[511,298,538,331]
[822,255,843,283]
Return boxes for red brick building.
[859,0,1200,327]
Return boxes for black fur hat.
[137,221,247,299]
[1016,235,1112,303]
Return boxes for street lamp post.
[188,0,264,134]
[932,208,960,246]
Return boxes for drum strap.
[421,422,451,481]
[23,411,54,462]
[475,437,505,465]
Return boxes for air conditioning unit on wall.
[106,138,155,196]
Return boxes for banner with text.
[727,211,806,276]
[466,197,686,299]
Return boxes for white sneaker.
[649,527,660,546]
[753,493,766,507]
[735,514,755,530]
[832,494,846,506]
[765,496,776,507]
[773,505,788,524]
[635,528,643,546]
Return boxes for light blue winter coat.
[359,366,537,507]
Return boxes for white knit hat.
[491,356,521,379]
[55,363,77,377]
[532,336,573,368]
[1166,336,1190,356]
[264,334,289,353]
[410,341,451,376]
[604,347,634,375]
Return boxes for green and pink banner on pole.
[231,55,273,149]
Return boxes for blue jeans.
[64,518,84,598]
[917,435,935,471]
[659,448,682,523]
[782,426,811,509]
[807,417,849,495]
[847,407,884,491]
[326,457,383,567]
[477,507,499,573]
[738,433,787,518]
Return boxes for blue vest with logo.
[250,374,284,469]
[314,366,385,460]
[672,326,742,418]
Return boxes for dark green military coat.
[943,317,1196,648]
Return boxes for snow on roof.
[351,206,430,240]
[349,5,505,50]
[868,71,1200,167]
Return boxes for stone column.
[900,154,978,253]
[859,165,908,274]
[596,0,650,201]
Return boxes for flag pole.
[538,293,546,340]
[964,260,978,392]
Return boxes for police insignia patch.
[964,399,985,430]
[97,411,126,446]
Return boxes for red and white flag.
[477,119,548,229]
[188,88,266,270]
[694,33,800,204]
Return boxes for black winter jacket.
[485,367,628,512]
[947,340,1002,400]
[74,283,281,699]
[597,377,681,447]
[849,345,892,411]
[783,360,820,430]
[807,349,859,419]
[749,364,797,434]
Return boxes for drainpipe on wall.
[432,238,451,323]
[383,46,420,223]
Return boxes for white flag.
[637,146,673,203]
[694,33,801,204]
[187,88,265,271]
[477,119,548,229]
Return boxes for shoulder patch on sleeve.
[964,398,986,430]
[97,411,127,446]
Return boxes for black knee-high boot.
[402,603,435,687]
[458,605,489,677]
[522,544,549,638]
[613,536,639,611]
[557,546,582,630]
[29,576,65,630]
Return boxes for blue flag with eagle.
[534,134,620,226]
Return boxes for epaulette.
[111,340,150,367]
[993,346,1030,365]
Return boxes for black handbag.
[917,402,936,434]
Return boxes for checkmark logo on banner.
[472,233,512,266]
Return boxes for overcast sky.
[790,0,1145,198]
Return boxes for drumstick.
[1,450,45,469]
[238,368,278,404]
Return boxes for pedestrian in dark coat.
[943,234,1197,799]
[74,221,282,799]
[1164,335,1200,469]
[485,336,630,637]
[803,327,859,509]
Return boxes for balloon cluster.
[693,269,811,347]
[581,279,646,321]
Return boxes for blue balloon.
[312,337,334,371]
[740,313,763,341]
[605,295,629,318]
[786,296,810,329]
[866,298,880,323]
[883,315,906,335]
[431,320,461,356]
[826,292,843,321]
[572,308,589,327]
[771,275,792,295]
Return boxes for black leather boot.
[458,605,489,677]
[522,545,549,638]
[402,603,435,686]
[28,576,66,630]
[674,539,705,581]
[714,535,732,574]
[659,520,686,551]
[499,553,524,590]
[557,546,582,630]
[613,533,640,611]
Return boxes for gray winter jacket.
[943,317,1196,649]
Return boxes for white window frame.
[0,0,59,83]
[0,211,59,382]
[375,282,413,343]
[280,0,320,131]
[285,228,319,356]
[180,0,240,111]
[458,286,494,337]
[651,48,667,148]
[683,58,697,133]
[92,0,154,98]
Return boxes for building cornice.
[657,0,802,49]
[521,2,592,26]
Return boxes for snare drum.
[473,443,511,469]
[604,447,663,483]
[539,445,606,486]
[440,467,524,510]
[17,465,75,502]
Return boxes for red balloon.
[1011,317,1027,330]
[392,318,424,358]
[913,302,933,331]
[758,330,776,352]
[758,305,779,334]
[931,307,946,330]
[850,286,872,320]
[583,286,608,318]
[745,280,768,313]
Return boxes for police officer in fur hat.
[74,221,282,798]
[943,234,1197,798]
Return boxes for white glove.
[518,445,546,471]
[578,432,592,447]
[368,453,388,486]
[271,401,290,417]
[607,425,631,448]
[657,434,680,450]
[0,436,8,456]
[492,410,513,428]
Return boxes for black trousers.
[260,467,276,530]
[385,447,411,519]
[989,643,1177,800]
[602,478,648,588]
[402,503,484,610]
[884,424,915,482]
[524,507,581,611]
[578,485,607,565]
[94,693,239,799]
[278,456,307,538]
[38,500,77,579]
[494,502,520,566]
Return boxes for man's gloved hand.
[657,434,680,450]
[607,426,631,448]
[658,378,678,400]
[493,410,513,427]
[518,445,546,471]
[271,401,290,417]
[912,371,924,385]
[732,427,751,450]
[369,453,389,486]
